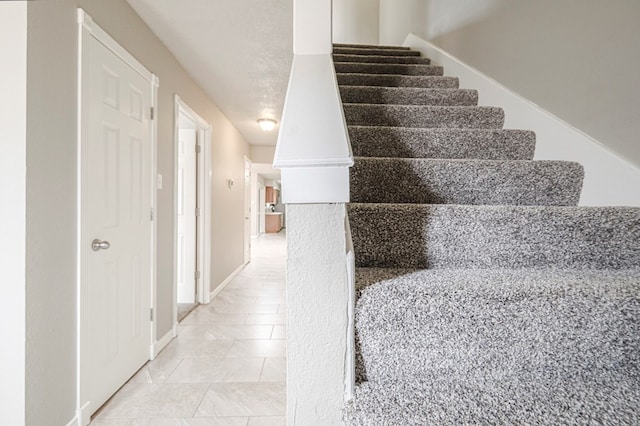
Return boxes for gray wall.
[378,0,640,168]
[24,0,249,423]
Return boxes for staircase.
[334,43,640,424]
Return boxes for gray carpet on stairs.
[348,203,640,269]
[348,127,536,160]
[334,47,421,56]
[350,157,584,205]
[335,62,444,76]
[336,43,640,424]
[343,104,505,128]
[337,73,459,88]
[340,86,478,106]
[334,53,432,64]
[346,268,640,425]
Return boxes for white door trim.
[76,9,158,425]
[173,95,212,330]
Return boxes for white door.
[177,126,197,303]
[244,156,252,263]
[80,29,153,415]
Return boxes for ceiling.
[126,0,294,146]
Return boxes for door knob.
[91,239,111,251]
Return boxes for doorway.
[173,96,212,323]
[77,10,158,421]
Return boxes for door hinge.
[150,208,154,221]
[150,107,155,120]
[150,308,154,321]
[195,144,202,154]
[195,270,201,281]
[195,207,200,217]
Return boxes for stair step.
[348,269,640,423]
[335,62,443,76]
[350,158,583,205]
[333,54,431,65]
[340,87,477,106]
[333,43,410,50]
[348,203,640,269]
[349,127,536,160]
[337,73,459,88]
[333,47,421,56]
[343,104,505,129]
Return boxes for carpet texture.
[336,43,640,425]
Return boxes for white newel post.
[274,1,355,424]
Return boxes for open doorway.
[174,96,212,323]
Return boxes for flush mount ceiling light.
[257,118,277,132]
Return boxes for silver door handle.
[92,239,111,251]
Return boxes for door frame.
[76,9,158,425]
[243,155,252,264]
[173,95,212,327]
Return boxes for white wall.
[380,0,640,169]
[0,3,27,425]
[250,145,276,164]
[333,0,380,44]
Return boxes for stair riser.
[340,87,478,106]
[343,104,505,129]
[350,158,584,205]
[333,54,431,64]
[348,204,640,269]
[354,268,640,384]
[334,47,421,56]
[348,127,536,160]
[337,73,459,89]
[335,63,443,76]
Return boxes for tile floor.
[92,232,287,426]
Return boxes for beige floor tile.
[194,382,285,417]
[254,297,286,305]
[129,418,249,426]
[270,326,286,340]
[178,325,273,340]
[247,417,285,426]
[245,314,286,326]
[159,338,234,359]
[210,302,279,314]
[129,353,183,384]
[260,358,286,382]
[226,340,285,358]
[167,358,264,383]
[180,311,248,325]
[96,383,208,418]
[90,419,132,426]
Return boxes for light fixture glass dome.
[257,118,277,132]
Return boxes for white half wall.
[287,204,351,425]
[405,34,640,207]
[0,3,27,425]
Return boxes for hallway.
[92,232,287,425]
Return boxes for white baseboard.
[152,326,176,358]
[209,264,245,301]
[71,401,90,426]
[65,414,78,426]
[404,33,640,207]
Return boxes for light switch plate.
[157,174,163,189]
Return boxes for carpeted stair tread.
[349,267,640,424]
[339,87,478,106]
[350,157,584,205]
[333,54,432,64]
[344,104,505,129]
[348,127,536,160]
[334,47,421,56]
[346,372,640,425]
[348,203,640,269]
[335,62,444,76]
[337,73,459,89]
